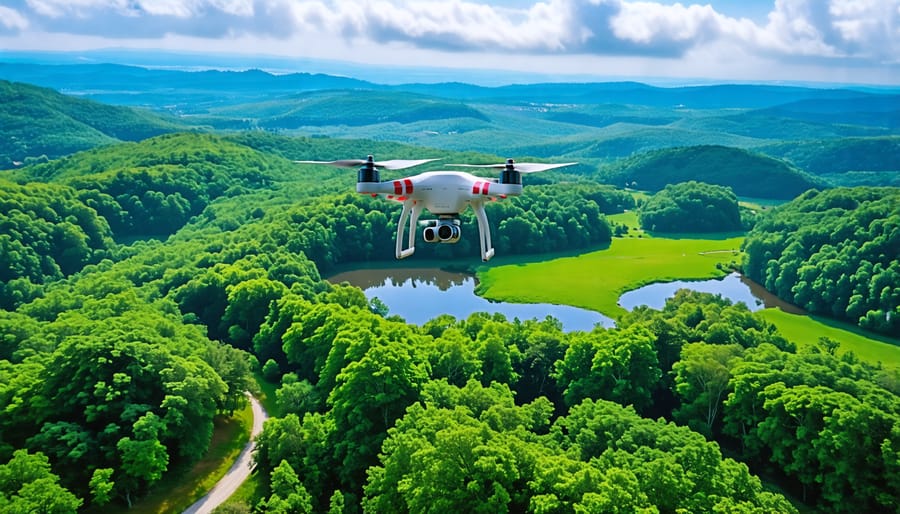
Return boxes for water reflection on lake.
[328,267,614,332]
[618,272,805,314]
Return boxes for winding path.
[183,393,268,514]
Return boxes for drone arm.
[472,201,495,261]
[395,200,422,259]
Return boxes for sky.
[0,0,898,85]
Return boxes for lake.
[618,272,805,314]
[328,268,804,332]
[328,267,616,332]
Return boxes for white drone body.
[297,156,576,261]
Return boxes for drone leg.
[396,200,421,259]
[473,202,495,261]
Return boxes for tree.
[672,342,744,437]
[0,449,82,513]
[89,468,114,507]
[639,181,743,233]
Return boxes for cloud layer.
[2,0,898,74]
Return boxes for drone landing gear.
[394,201,495,262]
[395,200,424,259]
[472,202,495,261]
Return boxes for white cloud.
[2,0,898,80]
[0,7,29,32]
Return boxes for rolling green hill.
[210,90,489,130]
[756,136,900,186]
[598,145,823,199]
[0,80,190,168]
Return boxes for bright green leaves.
[554,325,661,412]
[0,449,82,513]
[639,180,743,233]
[743,186,900,336]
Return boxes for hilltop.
[0,80,190,167]
[598,145,823,199]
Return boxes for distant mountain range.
[1,60,897,190]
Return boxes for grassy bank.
[103,402,253,514]
[477,236,743,318]
[760,308,900,369]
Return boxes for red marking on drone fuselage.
[393,181,403,195]
[404,179,413,195]
[481,182,490,195]
[472,182,480,194]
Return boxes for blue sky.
[1,0,897,85]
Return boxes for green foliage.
[742,186,900,335]
[3,120,891,514]
[554,325,661,412]
[0,449,82,513]
[758,136,900,180]
[600,145,822,199]
[219,90,489,130]
[0,178,115,300]
[639,180,743,233]
[0,292,228,506]
[364,381,795,514]
[723,343,900,512]
[0,80,187,168]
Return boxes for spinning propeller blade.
[294,156,439,170]
[448,159,577,173]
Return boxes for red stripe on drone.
[393,181,403,195]
[472,182,481,194]
[481,183,490,195]
[404,179,413,195]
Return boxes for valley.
[1,61,898,514]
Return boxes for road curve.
[183,393,268,514]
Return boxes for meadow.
[477,234,900,369]
[760,308,900,369]
[476,235,743,318]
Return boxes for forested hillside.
[2,65,899,512]
[599,145,823,199]
[4,64,898,187]
[639,181,743,233]
[758,136,900,186]
[743,187,900,336]
[1,129,898,513]
[0,80,189,168]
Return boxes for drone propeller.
[448,158,577,173]
[295,155,439,171]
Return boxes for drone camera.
[422,219,460,244]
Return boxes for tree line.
[742,186,900,336]
[1,132,898,512]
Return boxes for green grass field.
[759,308,900,369]
[477,236,743,318]
[477,234,899,370]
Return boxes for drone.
[296,156,576,261]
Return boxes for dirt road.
[182,393,267,514]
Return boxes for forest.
[0,71,899,513]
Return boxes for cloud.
[4,0,899,67]
[762,0,900,62]
[0,6,29,33]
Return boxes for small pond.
[618,272,805,314]
[328,267,615,332]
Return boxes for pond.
[618,272,805,314]
[328,267,615,332]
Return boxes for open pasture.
[477,236,743,318]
